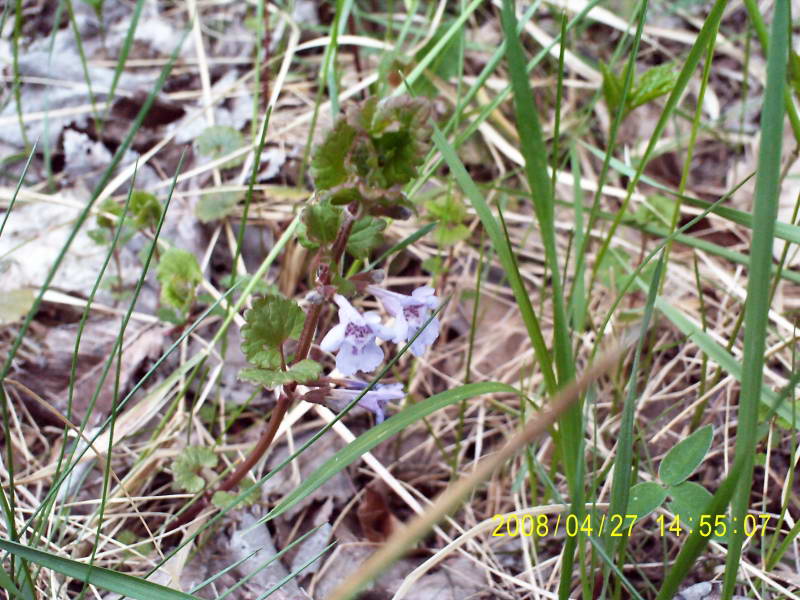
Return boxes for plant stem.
[295,302,322,363]
[330,212,356,270]
[166,241,328,537]
[166,391,292,535]
[217,392,291,495]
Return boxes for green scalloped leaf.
[173,446,218,493]
[302,201,342,246]
[425,194,469,246]
[241,295,305,369]
[347,216,386,259]
[366,95,432,188]
[129,190,162,229]
[97,197,124,229]
[312,119,358,190]
[195,125,246,169]
[196,191,242,223]
[156,248,202,314]
[239,359,322,388]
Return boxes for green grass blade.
[570,0,648,328]
[606,256,663,571]
[298,0,348,182]
[392,0,482,94]
[81,164,178,594]
[741,0,800,142]
[0,143,34,240]
[411,0,603,198]
[432,125,557,392]
[588,0,729,291]
[579,144,800,247]
[365,222,436,271]
[102,0,146,124]
[11,0,29,149]
[267,382,520,521]
[232,106,273,278]
[64,0,100,128]
[500,0,572,385]
[0,565,22,598]
[0,539,201,600]
[190,550,259,594]
[721,1,789,596]
[257,542,336,600]
[567,146,587,331]
[216,527,323,600]
[655,299,796,425]
[0,148,38,599]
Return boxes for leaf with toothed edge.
[241,295,305,369]
[238,360,322,388]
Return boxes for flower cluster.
[320,286,440,377]
[190,94,437,522]
[238,95,439,426]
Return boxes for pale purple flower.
[320,294,392,375]
[367,285,440,357]
[328,381,405,423]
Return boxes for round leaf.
[196,191,242,223]
[627,481,668,522]
[659,424,713,486]
[666,481,721,540]
[0,288,35,325]
[195,125,246,168]
[241,295,305,369]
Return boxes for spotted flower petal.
[320,295,390,375]
[366,285,440,357]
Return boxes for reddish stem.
[167,207,348,538]
[330,213,355,271]
[165,392,292,535]
[294,301,322,363]
[166,290,324,536]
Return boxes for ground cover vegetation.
[0,0,798,599]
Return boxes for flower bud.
[305,290,325,304]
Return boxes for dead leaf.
[13,319,165,425]
[0,288,35,325]
[673,582,752,600]
[227,508,312,599]
[357,484,399,543]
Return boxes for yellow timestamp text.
[656,513,772,537]
[489,512,774,538]
[491,513,639,538]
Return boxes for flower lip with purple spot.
[319,294,394,375]
[366,285,440,357]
